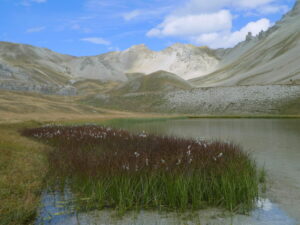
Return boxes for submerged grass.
[22,125,260,214]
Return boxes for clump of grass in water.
[22,126,260,214]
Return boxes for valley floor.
[0,103,179,225]
[0,87,299,224]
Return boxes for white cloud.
[195,18,271,48]
[146,0,282,48]
[176,0,290,15]
[177,0,277,14]
[122,6,174,22]
[147,10,232,37]
[81,37,111,45]
[257,4,290,14]
[237,0,275,8]
[123,10,141,21]
[26,26,46,33]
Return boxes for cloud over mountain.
[147,0,287,48]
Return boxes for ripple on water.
[35,189,297,225]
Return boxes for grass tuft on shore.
[22,125,260,214]
[0,122,48,225]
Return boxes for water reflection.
[35,119,300,224]
[127,119,300,222]
[35,191,296,225]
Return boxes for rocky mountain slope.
[0,1,300,116]
[0,42,76,95]
[191,0,300,86]
[1,0,299,93]
[83,84,300,115]
[0,41,221,94]
[66,44,221,81]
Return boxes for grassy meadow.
[0,122,47,225]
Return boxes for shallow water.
[35,119,300,225]
[126,119,300,223]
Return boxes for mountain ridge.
[191,0,300,86]
[0,0,300,95]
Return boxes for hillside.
[1,0,300,92]
[64,44,221,81]
[0,42,222,92]
[112,71,193,95]
[0,1,300,117]
[191,0,300,86]
[0,42,76,94]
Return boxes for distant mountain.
[0,42,222,80]
[0,0,300,96]
[59,43,222,81]
[0,42,221,94]
[191,0,300,86]
[0,42,76,95]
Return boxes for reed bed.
[22,125,259,213]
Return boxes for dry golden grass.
[0,90,172,124]
[0,90,179,224]
[0,122,48,225]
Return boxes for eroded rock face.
[163,85,300,115]
[245,32,254,42]
[0,61,30,80]
[64,43,221,81]
[0,41,222,95]
[56,86,77,96]
[0,79,77,96]
[0,1,300,96]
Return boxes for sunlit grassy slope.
[0,90,155,123]
[112,71,193,95]
[73,79,121,95]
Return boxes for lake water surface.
[36,119,300,225]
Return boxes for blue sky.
[0,0,296,56]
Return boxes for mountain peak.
[127,44,150,52]
[168,43,196,50]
